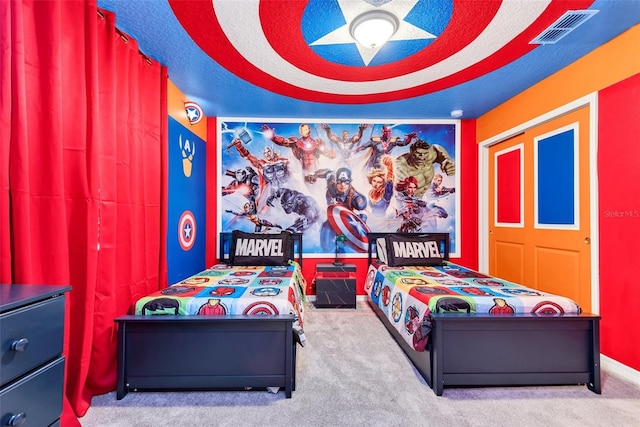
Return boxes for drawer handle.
[10,338,29,352]
[7,412,27,426]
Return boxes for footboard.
[367,297,601,396]
[430,313,601,395]
[115,315,297,399]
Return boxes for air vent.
[530,10,599,45]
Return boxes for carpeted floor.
[79,302,640,427]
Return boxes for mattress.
[364,261,582,351]
[135,262,306,329]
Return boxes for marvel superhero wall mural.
[218,120,460,256]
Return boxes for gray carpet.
[80,302,640,427]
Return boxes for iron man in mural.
[261,123,336,180]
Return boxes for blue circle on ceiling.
[301,0,453,67]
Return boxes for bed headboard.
[366,232,450,265]
[219,232,304,267]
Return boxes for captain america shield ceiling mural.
[168,0,594,104]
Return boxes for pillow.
[230,231,292,266]
[376,238,388,264]
[383,234,445,267]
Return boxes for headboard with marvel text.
[219,231,304,267]
[366,232,450,267]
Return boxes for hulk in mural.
[394,139,456,199]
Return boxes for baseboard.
[601,355,640,387]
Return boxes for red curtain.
[1,1,168,424]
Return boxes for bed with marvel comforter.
[365,232,601,396]
[115,231,306,399]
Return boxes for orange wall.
[477,24,640,371]
[478,24,640,141]
[167,80,207,140]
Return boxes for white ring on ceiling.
[213,0,551,95]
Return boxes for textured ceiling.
[96,0,640,119]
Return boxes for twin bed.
[116,230,601,399]
[365,232,601,396]
[115,231,306,399]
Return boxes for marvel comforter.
[364,261,582,352]
[135,262,306,330]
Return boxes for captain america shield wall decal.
[184,101,204,124]
[168,0,594,104]
[178,210,196,251]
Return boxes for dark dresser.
[0,284,71,427]
[314,263,357,308]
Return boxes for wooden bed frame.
[366,232,601,396]
[115,232,303,399]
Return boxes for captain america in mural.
[305,166,370,252]
[219,120,458,256]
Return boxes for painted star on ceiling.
[309,0,435,66]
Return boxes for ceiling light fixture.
[350,10,399,49]
[450,109,464,119]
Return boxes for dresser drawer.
[0,356,65,427]
[0,297,66,386]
